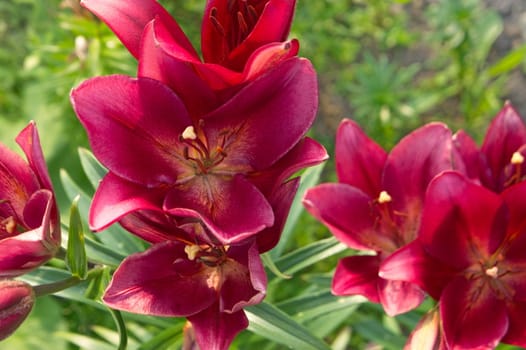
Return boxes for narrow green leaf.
[78,147,108,191]
[270,163,325,259]
[488,45,526,78]
[245,302,330,350]
[137,324,183,350]
[261,253,291,279]
[67,195,88,279]
[56,332,116,350]
[273,237,347,275]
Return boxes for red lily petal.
[251,137,328,197]
[332,255,381,303]
[335,119,387,197]
[481,103,526,191]
[15,122,53,191]
[0,189,55,277]
[219,242,266,313]
[502,301,526,347]
[383,123,454,214]
[89,173,165,232]
[303,183,387,251]
[138,19,219,117]
[71,75,192,186]
[419,171,507,268]
[378,278,424,316]
[164,175,274,244]
[103,241,217,316]
[440,276,508,350]
[188,304,248,350]
[256,178,300,253]
[379,241,458,300]
[242,40,299,82]
[452,129,486,183]
[80,0,196,59]
[203,57,317,170]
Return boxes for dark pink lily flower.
[0,280,34,341]
[380,171,526,349]
[81,0,298,116]
[103,238,265,350]
[0,122,60,277]
[71,57,325,244]
[454,103,526,192]
[303,119,459,316]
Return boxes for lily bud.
[0,280,34,341]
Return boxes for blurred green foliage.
[1,0,525,349]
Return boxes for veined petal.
[219,242,266,313]
[15,122,53,191]
[440,277,508,350]
[138,19,219,117]
[103,241,217,317]
[331,255,381,303]
[89,173,165,232]
[303,183,387,251]
[0,190,56,277]
[383,123,454,213]
[481,103,526,191]
[379,241,458,300]
[242,40,299,82]
[164,175,274,244]
[188,305,248,350]
[452,130,485,183]
[256,178,300,253]
[81,0,196,59]
[419,172,507,268]
[203,57,317,170]
[378,278,424,316]
[335,119,386,197]
[0,153,36,220]
[71,75,192,186]
[251,137,328,197]
[502,301,526,347]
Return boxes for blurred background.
[1,0,525,349]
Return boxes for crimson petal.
[81,0,196,59]
[332,255,381,303]
[188,304,248,350]
[164,175,274,244]
[378,278,424,316]
[71,75,192,186]
[103,241,217,316]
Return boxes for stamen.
[378,191,392,204]
[511,151,524,165]
[210,8,226,37]
[237,11,248,39]
[485,266,499,278]
[185,245,201,261]
[182,126,197,140]
[1,216,16,234]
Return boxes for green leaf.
[270,163,325,259]
[261,253,291,279]
[273,237,347,275]
[56,332,117,350]
[245,302,330,350]
[488,44,526,78]
[78,147,108,191]
[108,308,128,350]
[66,195,88,279]
[137,324,184,350]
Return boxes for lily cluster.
[71,0,326,349]
[0,123,60,339]
[304,103,526,349]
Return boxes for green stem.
[33,267,104,297]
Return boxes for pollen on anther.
[182,126,197,140]
[378,191,392,204]
[184,245,201,261]
[511,151,524,165]
[485,266,499,278]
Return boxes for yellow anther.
[511,151,524,165]
[1,216,16,234]
[184,245,201,261]
[182,126,197,140]
[378,191,392,204]
[485,266,499,278]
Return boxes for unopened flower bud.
[0,280,35,341]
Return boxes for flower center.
[179,125,228,175]
[504,150,525,187]
[184,243,229,268]
[209,0,265,58]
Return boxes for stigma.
[511,151,524,165]
[182,126,197,140]
[485,265,499,279]
[378,191,392,204]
